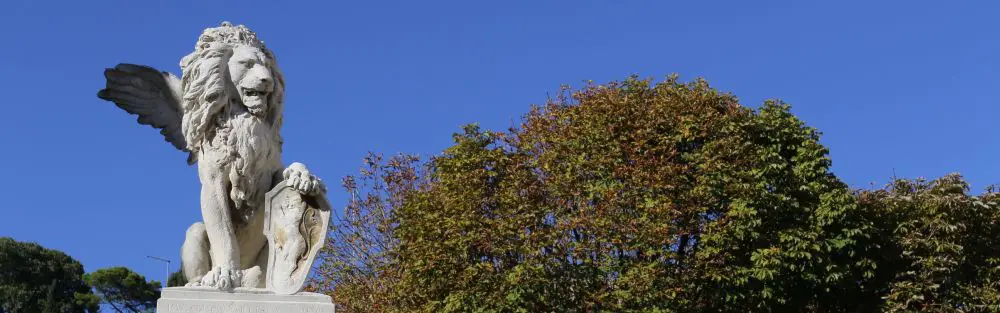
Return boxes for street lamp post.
[146,255,171,288]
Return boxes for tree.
[857,175,1000,312]
[313,76,880,312]
[308,152,420,312]
[0,237,100,313]
[167,270,187,287]
[84,267,160,313]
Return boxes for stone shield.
[263,181,331,295]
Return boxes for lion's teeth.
[241,89,267,97]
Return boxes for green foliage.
[312,75,1000,312]
[167,270,187,287]
[0,237,99,313]
[84,267,161,313]
[858,175,1000,312]
[316,76,883,312]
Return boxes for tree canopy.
[0,237,100,313]
[858,175,1000,312]
[167,270,187,288]
[84,267,160,313]
[0,238,164,313]
[312,75,1000,312]
[386,77,874,312]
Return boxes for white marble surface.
[156,287,335,313]
[263,182,331,295]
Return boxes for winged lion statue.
[97,22,329,294]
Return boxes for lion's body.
[204,111,283,222]
[187,109,283,288]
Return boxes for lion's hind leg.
[241,244,268,288]
[181,222,211,285]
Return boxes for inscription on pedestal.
[162,303,268,313]
[156,287,335,313]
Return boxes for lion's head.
[179,22,285,154]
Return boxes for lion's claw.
[198,265,242,291]
[283,162,326,195]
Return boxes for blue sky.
[1,1,997,286]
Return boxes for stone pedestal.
[156,287,335,313]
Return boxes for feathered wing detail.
[98,64,196,164]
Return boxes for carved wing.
[98,64,196,164]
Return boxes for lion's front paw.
[199,265,243,291]
[283,162,326,196]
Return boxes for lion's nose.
[250,65,273,87]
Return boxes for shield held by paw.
[263,180,332,295]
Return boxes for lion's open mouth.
[240,87,270,115]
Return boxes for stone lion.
[97,22,325,290]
